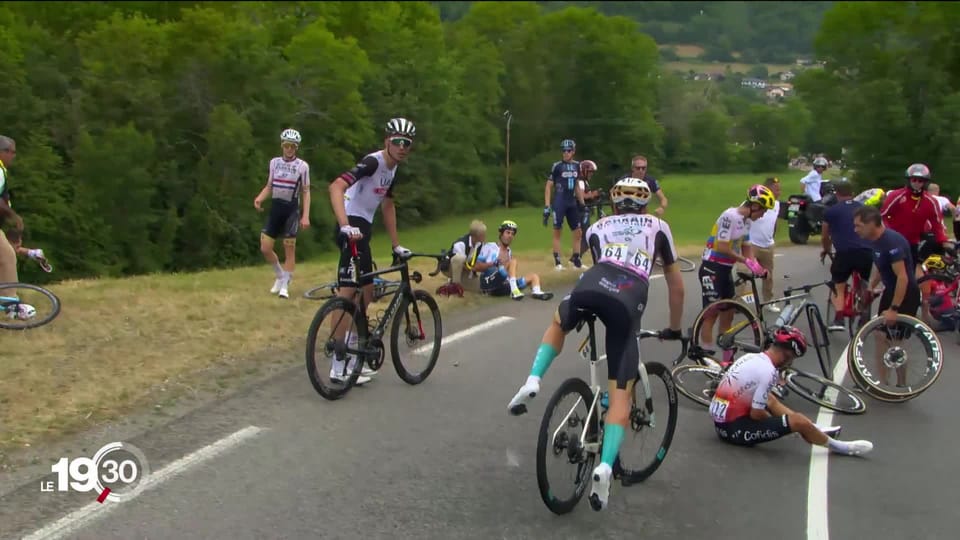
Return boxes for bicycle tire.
[390,289,442,385]
[0,282,62,330]
[690,299,764,356]
[303,282,340,301]
[782,368,867,415]
[847,314,944,402]
[617,362,679,485]
[805,304,832,379]
[305,297,369,401]
[536,377,597,515]
[671,364,723,407]
[655,256,696,273]
[845,353,913,403]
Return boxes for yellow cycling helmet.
[747,184,777,210]
[499,220,518,234]
[923,254,947,272]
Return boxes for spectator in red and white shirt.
[880,163,953,274]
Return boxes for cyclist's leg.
[756,246,775,302]
[0,230,18,298]
[280,209,300,279]
[551,202,564,267]
[566,206,583,261]
[829,250,855,326]
[697,262,723,349]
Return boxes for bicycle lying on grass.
[305,237,446,401]
[535,315,681,515]
[303,258,445,301]
[0,282,60,330]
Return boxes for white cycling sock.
[272,262,284,278]
[533,285,543,294]
[826,437,851,454]
[509,277,519,291]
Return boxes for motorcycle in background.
[783,180,838,245]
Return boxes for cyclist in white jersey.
[711,326,873,456]
[0,134,36,320]
[254,129,311,299]
[325,118,416,385]
[508,177,686,512]
[698,185,774,362]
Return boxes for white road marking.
[414,315,515,355]
[23,426,267,540]
[806,344,850,540]
[775,253,785,257]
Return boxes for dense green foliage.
[2,1,955,284]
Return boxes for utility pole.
[503,110,513,208]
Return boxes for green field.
[0,169,802,459]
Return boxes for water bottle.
[775,303,796,327]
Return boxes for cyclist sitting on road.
[326,117,417,385]
[437,220,486,297]
[473,221,552,301]
[820,179,875,332]
[711,326,873,456]
[698,185,775,363]
[507,177,685,512]
[543,139,586,270]
[254,128,312,299]
[918,254,958,332]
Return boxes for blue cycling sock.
[600,423,625,467]
[530,343,558,378]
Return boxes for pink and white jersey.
[584,213,678,280]
[709,352,779,423]
[702,207,751,266]
[268,157,310,203]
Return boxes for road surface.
[1,245,953,540]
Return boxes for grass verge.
[0,169,799,458]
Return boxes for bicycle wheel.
[848,314,944,402]
[691,300,764,357]
[671,364,723,407]
[0,282,61,330]
[303,282,340,300]
[656,256,696,273]
[536,377,597,515]
[390,289,442,385]
[782,368,867,415]
[305,297,369,400]
[845,351,913,403]
[805,304,832,378]
[616,362,679,485]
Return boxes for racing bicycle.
[0,282,61,330]
[821,252,873,338]
[535,315,679,515]
[302,260,423,301]
[305,237,446,400]
[681,271,865,414]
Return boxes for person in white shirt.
[800,156,828,202]
[738,177,781,312]
[927,183,955,221]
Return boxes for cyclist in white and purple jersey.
[254,128,311,299]
[508,177,685,512]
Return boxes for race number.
[602,243,652,273]
[709,397,729,422]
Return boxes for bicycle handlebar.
[340,233,446,284]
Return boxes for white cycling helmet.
[385,117,416,139]
[280,128,301,145]
[611,177,651,213]
[812,156,828,168]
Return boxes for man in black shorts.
[854,205,920,387]
[820,180,875,331]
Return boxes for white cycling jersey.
[268,157,310,204]
[584,213,678,280]
[702,207,751,266]
[339,150,398,224]
[710,352,779,423]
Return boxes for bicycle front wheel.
[305,297,369,401]
[617,362,679,485]
[782,368,867,415]
[0,282,61,330]
[390,289,442,385]
[536,377,597,515]
[848,314,944,402]
[671,364,723,407]
[691,299,764,357]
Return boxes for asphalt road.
[2,244,954,540]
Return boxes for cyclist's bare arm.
[820,222,832,255]
[381,196,400,249]
[544,179,553,208]
[655,189,668,210]
[0,201,21,230]
[765,394,794,417]
[663,263,684,330]
[328,178,352,229]
[254,169,271,208]
[741,242,755,261]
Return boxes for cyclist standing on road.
[254,129,312,299]
[738,177,781,313]
[698,185,774,362]
[508,177,685,512]
[326,118,417,385]
[820,179,875,332]
[543,139,586,270]
[880,164,952,275]
[711,326,873,456]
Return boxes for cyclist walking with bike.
[326,118,417,384]
[508,177,685,511]
[821,179,875,331]
[711,326,873,455]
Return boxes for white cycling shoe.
[589,463,612,511]
[270,277,284,294]
[839,440,874,456]
[508,379,540,416]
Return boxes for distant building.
[766,87,785,99]
[741,78,768,89]
[780,70,795,81]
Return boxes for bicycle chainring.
[366,338,385,371]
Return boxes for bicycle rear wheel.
[536,377,598,515]
[390,289,442,385]
[616,362,679,485]
[303,282,340,300]
[0,282,61,330]
[782,368,867,414]
[671,364,723,407]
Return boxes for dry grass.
[665,60,797,75]
[659,44,706,58]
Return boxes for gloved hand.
[542,206,551,227]
[393,245,413,259]
[744,258,766,277]
[340,225,362,241]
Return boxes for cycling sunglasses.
[390,137,414,148]
[281,142,298,149]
